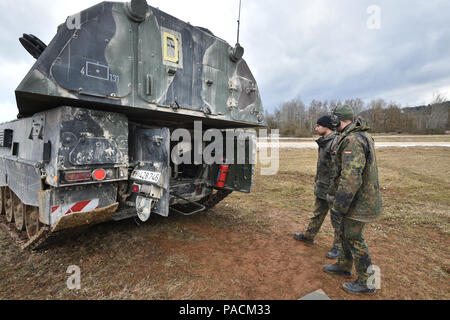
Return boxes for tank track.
[1,189,233,251]
[0,216,50,250]
[0,185,113,251]
[1,214,115,251]
[0,186,51,250]
[0,216,90,251]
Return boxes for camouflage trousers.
[338,218,374,284]
[305,198,342,250]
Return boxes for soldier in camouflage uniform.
[294,116,342,259]
[323,105,382,295]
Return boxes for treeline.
[265,97,450,137]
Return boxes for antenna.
[237,0,242,44]
[230,0,244,62]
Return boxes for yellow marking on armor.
[163,32,179,63]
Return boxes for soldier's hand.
[326,194,335,205]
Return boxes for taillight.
[65,171,92,182]
[132,184,140,193]
[92,169,107,181]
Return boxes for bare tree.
[366,99,387,132]
[426,92,449,132]
[384,103,402,133]
[264,94,448,136]
[431,91,447,105]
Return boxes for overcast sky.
[0,0,449,122]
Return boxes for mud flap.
[51,203,119,232]
[129,127,170,217]
[136,196,153,222]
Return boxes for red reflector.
[93,169,107,181]
[65,172,92,182]
[132,184,140,193]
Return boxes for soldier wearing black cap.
[294,115,342,260]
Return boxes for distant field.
[0,147,449,300]
[259,134,450,149]
[373,135,450,142]
[262,134,450,143]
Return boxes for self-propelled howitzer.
[0,0,265,249]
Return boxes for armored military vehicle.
[0,0,265,249]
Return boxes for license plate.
[132,170,161,184]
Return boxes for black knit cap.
[316,115,335,130]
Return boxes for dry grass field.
[372,136,450,142]
[0,146,449,300]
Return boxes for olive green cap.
[333,105,355,121]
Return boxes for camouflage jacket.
[328,117,383,222]
[314,132,340,200]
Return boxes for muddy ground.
[0,147,449,300]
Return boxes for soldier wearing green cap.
[323,105,383,295]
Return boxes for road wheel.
[0,187,4,215]
[13,193,24,231]
[24,205,40,239]
[5,188,14,223]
